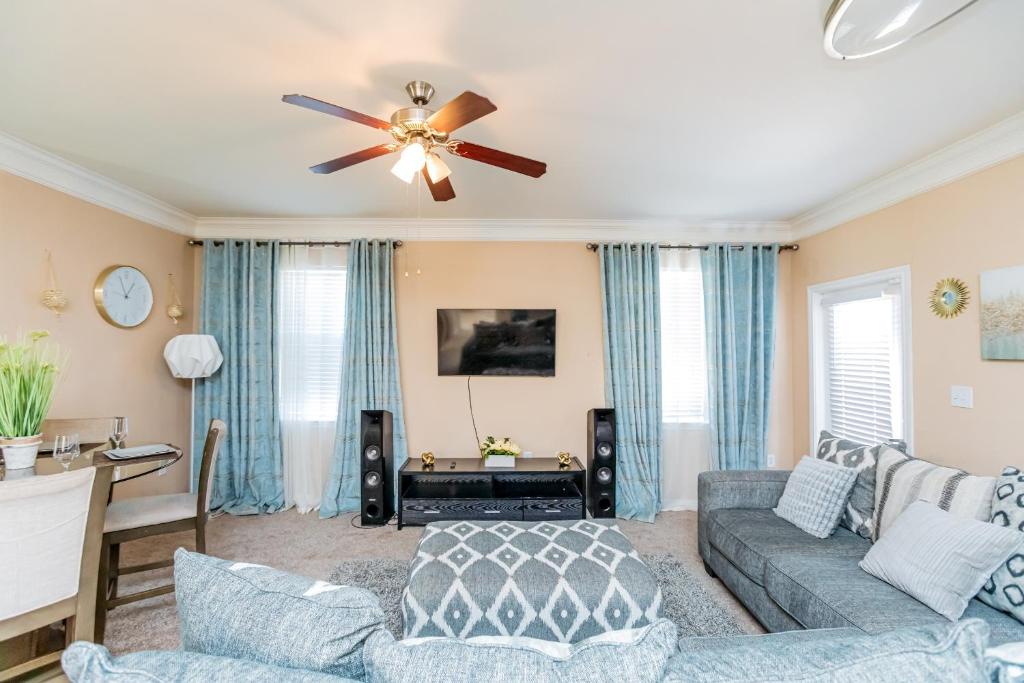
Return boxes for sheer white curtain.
[277,245,347,513]
[659,248,711,510]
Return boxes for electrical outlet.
[951,385,974,409]
[767,453,776,468]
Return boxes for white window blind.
[822,286,904,445]
[278,256,347,423]
[659,250,708,423]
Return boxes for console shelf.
[398,457,585,529]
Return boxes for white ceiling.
[1,0,1022,223]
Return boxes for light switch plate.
[951,385,974,409]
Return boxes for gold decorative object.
[929,277,970,319]
[166,273,185,325]
[557,451,572,466]
[41,250,68,317]
[420,451,435,466]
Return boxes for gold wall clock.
[929,277,970,319]
[94,265,154,328]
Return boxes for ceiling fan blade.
[309,144,395,174]
[450,141,547,178]
[282,94,392,131]
[421,167,456,201]
[427,91,497,133]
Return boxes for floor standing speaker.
[360,409,394,526]
[586,408,616,518]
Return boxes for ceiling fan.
[282,81,547,202]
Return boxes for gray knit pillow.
[774,456,858,539]
[978,466,1024,624]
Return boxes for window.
[659,250,708,423]
[809,267,912,448]
[277,251,347,422]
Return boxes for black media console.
[397,457,586,529]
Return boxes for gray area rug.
[329,553,743,640]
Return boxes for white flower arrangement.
[480,436,521,458]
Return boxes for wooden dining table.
[0,442,183,671]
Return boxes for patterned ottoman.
[401,519,663,642]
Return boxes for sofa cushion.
[774,456,858,539]
[707,547,802,633]
[979,465,1024,624]
[859,502,1022,621]
[874,446,996,541]
[362,618,678,683]
[814,430,881,539]
[663,619,991,683]
[706,509,869,586]
[174,549,385,679]
[62,642,355,682]
[764,551,1024,645]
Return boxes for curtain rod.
[187,239,402,247]
[586,242,798,252]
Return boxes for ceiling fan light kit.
[283,80,546,202]
[824,0,981,60]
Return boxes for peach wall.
[1,171,195,498]
[395,242,605,462]
[790,155,1024,475]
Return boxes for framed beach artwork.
[980,264,1024,360]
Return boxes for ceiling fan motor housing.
[405,80,435,105]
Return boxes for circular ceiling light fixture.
[824,0,981,60]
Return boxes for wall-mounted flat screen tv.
[437,309,556,376]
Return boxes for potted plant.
[480,436,521,468]
[0,331,63,469]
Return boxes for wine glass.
[110,417,128,449]
[53,433,80,472]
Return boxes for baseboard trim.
[661,498,698,512]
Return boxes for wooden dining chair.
[0,466,111,681]
[96,419,225,641]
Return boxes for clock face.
[95,266,153,328]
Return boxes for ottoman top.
[403,518,663,642]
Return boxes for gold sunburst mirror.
[929,277,970,319]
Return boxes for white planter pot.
[484,454,516,468]
[0,434,43,470]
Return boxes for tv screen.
[437,309,556,376]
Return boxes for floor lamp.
[163,334,223,492]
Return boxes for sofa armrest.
[697,470,792,564]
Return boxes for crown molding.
[193,216,794,243]
[0,131,197,235]
[791,111,1024,240]
[6,110,1022,244]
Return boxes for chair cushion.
[174,549,385,679]
[706,509,869,586]
[62,641,355,682]
[764,552,1024,645]
[104,493,198,532]
[663,619,991,683]
[362,618,679,683]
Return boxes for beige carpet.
[104,510,762,654]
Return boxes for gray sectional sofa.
[697,469,1024,646]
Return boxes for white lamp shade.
[163,334,223,379]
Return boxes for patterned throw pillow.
[774,456,859,539]
[872,446,996,541]
[814,431,879,539]
[978,466,1024,624]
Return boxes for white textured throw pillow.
[859,502,1022,621]
[774,456,858,539]
[872,446,996,541]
